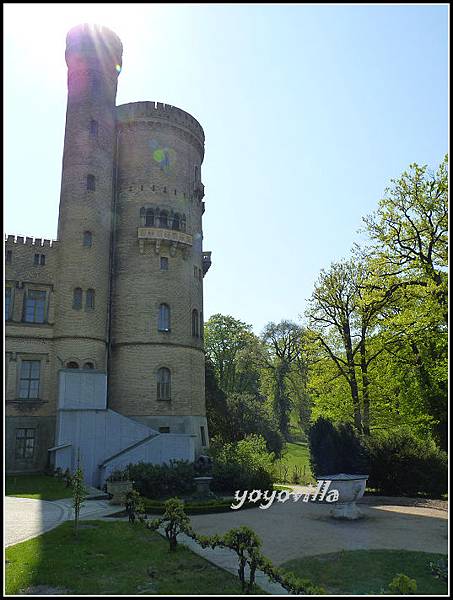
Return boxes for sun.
[4,3,158,77]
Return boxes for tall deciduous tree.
[261,321,307,438]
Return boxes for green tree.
[261,320,307,438]
[72,453,87,538]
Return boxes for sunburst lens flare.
[115,64,122,74]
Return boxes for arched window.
[157,367,171,401]
[87,174,96,191]
[145,208,154,227]
[200,311,204,339]
[158,303,170,331]
[86,289,95,310]
[83,362,95,369]
[172,213,180,230]
[66,361,79,369]
[73,288,83,310]
[159,211,168,228]
[192,309,199,337]
[83,231,92,247]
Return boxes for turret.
[54,24,122,371]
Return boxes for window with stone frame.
[160,256,169,271]
[19,360,41,399]
[159,210,168,228]
[145,208,155,227]
[5,286,12,320]
[157,367,171,401]
[24,289,47,323]
[158,303,170,331]
[15,428,36,459]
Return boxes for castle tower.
[108,101,210,450]
[54,24,123,371]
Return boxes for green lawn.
[6,474,73,501]
[275,441,314,484]
[280,549,447,595]
[5,520,261,595]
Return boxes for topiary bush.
[365,430,447,497]
[308,417,369,477]
[124,460,196,499]
[209,434,275,493]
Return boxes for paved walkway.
[4,496,119,547]
[5,490,448,595]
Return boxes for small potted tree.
[106,468,134,505]
[309,418,369,519]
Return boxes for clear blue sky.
[4,4,448,334]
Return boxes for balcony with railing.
[138,227,193,256]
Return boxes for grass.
[275,441,314,484]
[280,549,448,595]
[5,520,261,595]
[6,474,73,501]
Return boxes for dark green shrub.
[308,418,369,477]
[125,460,196,499]
[210,435,275,492]
[366,430,447,497]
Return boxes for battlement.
[116,101,205,145]
[5,235,58,248]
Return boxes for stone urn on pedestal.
[319,473,369,520]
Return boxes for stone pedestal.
[193,476,213,497]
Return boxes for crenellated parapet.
[5,235,59,249]
[116,101,205,158]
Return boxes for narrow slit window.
[158,303,170,331]
[83,231,92,247]
[73,288,83,309]
[87,174,96,191]
[192,309,199,337]
[90,119,98,136]
[86,289,95,310]
[157,367,171,401]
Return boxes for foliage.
[308,417,369,477]
[5,520,249,595]
[123,460,196,499]
[143,498,192,551]
[209,434,275,493]
[261,320,308,438]
[365,429,447,497]
[280,550,447,595]
[140,496,258,515]
[218,392,284,456]
[388,573,417,594]
[106,469,131,482]
[124,489,144,523]
[429,558,448,583]
[72,456,87,538]
[191,524,324,594]
[204,314,262,396]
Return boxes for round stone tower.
[54,24,122,371]
[108,101,209,450]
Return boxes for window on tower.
[158,303,170,332]
[157,367,171,401]
[87,174,96,191]
[159,211,168,228]
[90,119,98,136]
[83,231,92,247]
[85,289,95,310]
[145,208,155,227]
[172,213,181,230]
[73,288,83,310]
[160,257,169,271]
[192,309,199,337]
